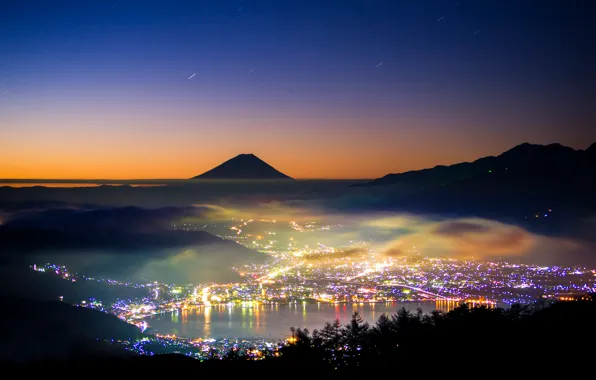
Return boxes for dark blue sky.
[0,0,594,179]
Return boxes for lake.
[146,300,460,340]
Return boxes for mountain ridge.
[352,141,596,246]
[365,141,596,187]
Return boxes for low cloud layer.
[0,206,265,283]
[1,196,594,287]
[364,215,593,265]
[181,201,594,266]
[431,219,534,257]
[170,203,596,266]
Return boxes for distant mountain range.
[365,142,596,187]
[356,142,596,233]
[191,154,293,180]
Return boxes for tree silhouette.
[318,318,342,349]
[339,312,369,367]
[282,295,596,372]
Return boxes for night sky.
[0,0,594,179]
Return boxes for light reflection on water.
[147,301,460,340]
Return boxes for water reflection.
[435,300,460,313]
[255,306,261,334]
[148,301,447,340]
[204,306,211,337]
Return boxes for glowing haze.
[1,1,593,179]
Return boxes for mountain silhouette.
[365,142,595,188]
[191,154,293,180]
[356,142,596,240]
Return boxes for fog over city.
[1,0,594,370]
[2,182,594,288]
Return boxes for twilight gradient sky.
[0,0,594,179]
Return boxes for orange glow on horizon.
[0,130,535,180]
[0,147,490,180]
[1,1,593,182]
[2,115,586,180]
[0,140,572,180]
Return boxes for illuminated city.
[29,216,596,358]
[1,0,594,371]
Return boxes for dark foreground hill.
[8,298,596,377]
[191,153,293,180]
[0,267,148,304]
[0,297,140,363]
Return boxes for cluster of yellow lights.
[202,286,211,306]
[156,334,177,339]
[557,296,590,301]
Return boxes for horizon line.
[0,177,374,182]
